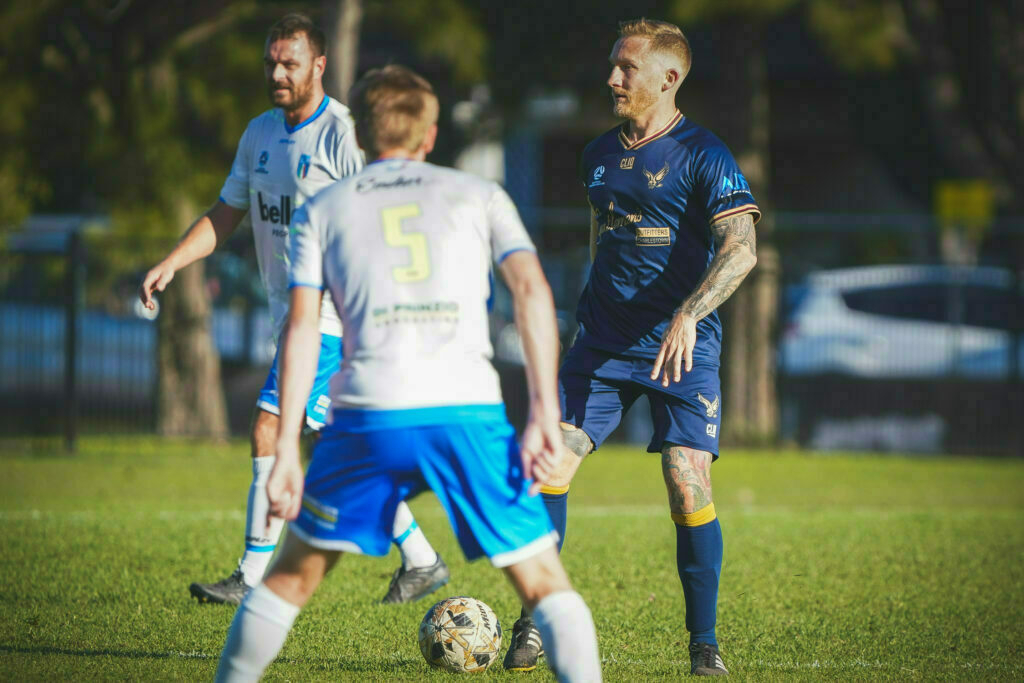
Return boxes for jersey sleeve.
[325,113,364,179]
[694,137,761,225]
[288,200,325,291]
[219,121,255,210]
[487,184,535,264]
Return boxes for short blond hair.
[349,65,439,158]
[619,18,692,79]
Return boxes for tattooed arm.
[650,212,758,387]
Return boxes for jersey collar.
[283,96,330,134]
[618,110,683,150]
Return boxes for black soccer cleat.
[380,554,450,604]
[502,616,545,672]
[189,568,252,606]
[689,642,729,676]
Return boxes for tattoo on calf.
[560,424,594,458]
[660,446,713,514]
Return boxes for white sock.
[239,456,286,586]
[532,591,602,683]
[392,501,437,569]
[215,583,300,683]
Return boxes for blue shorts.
[288,404,557,567]
[257,333,342,430]
[559,344,722,458]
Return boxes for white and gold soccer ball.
[418,596,502,673]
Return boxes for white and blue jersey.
[577,111,760,366]
[219,96,363,426]
[286,159,556,564]
[219,96,363,341]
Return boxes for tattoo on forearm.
[677,212,757,320]
[661,446,712,514]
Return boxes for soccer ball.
[418,596,502,673]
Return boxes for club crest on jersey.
[296,154,311,179]
[620,156,635,170]
[643,162,669,189]
[698,393,720,418]
[255,150,270,174]
[589,165,606,187]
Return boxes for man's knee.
[660,444,714,515]
[540,424,592,489]
[503,547,571,610]
[559,423,593,459]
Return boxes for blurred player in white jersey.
[214,66,602,683]
[138,14,445,607]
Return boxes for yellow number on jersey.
[381,203,430,283]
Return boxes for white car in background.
[780,265,1024,379]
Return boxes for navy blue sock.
[542,491,568,552]
[675,514,723,647]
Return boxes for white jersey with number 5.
[289,159,535,411]
[219,96,363,340]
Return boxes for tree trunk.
[323,0,363,104]
[155,203,228,438]
[713,22,779,445]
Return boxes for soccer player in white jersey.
[138,14,446,607]
[214,66,602,683]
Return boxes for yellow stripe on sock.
[539,483,570,495]
[672,503,716,527]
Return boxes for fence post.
[64,230,85,453]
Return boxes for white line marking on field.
[0,505,1020,523]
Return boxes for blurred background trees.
[2,0,1021,446]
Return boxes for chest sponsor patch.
[635,227,670,246]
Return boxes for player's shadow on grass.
[0,644,423,674]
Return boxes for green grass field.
[1,436,1022,681]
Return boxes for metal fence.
[2,214,1022,455]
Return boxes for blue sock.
[675,510,723,647]
[542,491,568,552]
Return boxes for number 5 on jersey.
[381,203,430,283]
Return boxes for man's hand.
[650,310,698,387]
[266,440,304,525]
[519,409,565,496]
[138,262,175,311]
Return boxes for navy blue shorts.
[559,344,722,457]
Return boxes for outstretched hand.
[651,310,697,387]
[266,442,304,527]
[519,410,564,496]
[138,262,175,311]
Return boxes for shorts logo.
[635,227,670,246]
[589,165,606,187]
[643,162,669,189]
[301,494,338,530]
[698,392,720,418]
[706,423,717,438]
[620,156,635,170]
[296,153,311,179]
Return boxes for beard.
[267,74,315,112]
[611,85,658,120]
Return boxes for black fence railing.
[2,214,1022,456]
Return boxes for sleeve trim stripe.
[288,282,325,291]
[712,204,761,224]
[219,196,248,210]
[497,246,536,264]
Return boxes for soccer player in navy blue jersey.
[503,19,758,677]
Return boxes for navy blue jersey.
[575,112,760,365]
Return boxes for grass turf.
[1,436,1022,680]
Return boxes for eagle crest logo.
[642,162,669,189]
[697,393,719,418]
